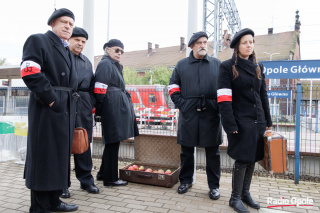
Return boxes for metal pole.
[82,0,95,66]
[83,0,94,157]
[213,0,218,57]
[107,0,111,41]
[187,0,198,57]
[309,80,313,118]
[188,0,198,183]
[294,83,301,184]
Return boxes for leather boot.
[241,163,260,209]
[229,161,249,213]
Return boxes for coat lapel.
[45,31,71,69]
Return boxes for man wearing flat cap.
[21,8,78,212]
[59,27,99,198]
[168,31,222,199]
[94,39,139,186]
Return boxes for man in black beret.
[60,27,99,198]
[94,40,139,186]
[20,8,78,212]
[168,31,222,200]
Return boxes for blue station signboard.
[261,60,320,79]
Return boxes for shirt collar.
[188,51,209,63]
[73,52,85,61]
[52,31,69,47]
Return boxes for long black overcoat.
[218,55,272,162]
[73,53,95,142]
[21,31,78,191]
[95,55,139,144]
[169,52,222,147]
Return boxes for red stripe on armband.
[217,95,232,103]
[94,88,107,94]
[21,66,41,78]
[169,88,181,96]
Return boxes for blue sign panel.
[267,90,291,99]
[261,60,320,79]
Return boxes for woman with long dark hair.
[217,28,272,213]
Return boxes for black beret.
[188,31,208,47]
[47,8,75,25]
[230,28,254,48]
[103,39,124,50]
[71,27,88,40]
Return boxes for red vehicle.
[126,85,177,128]
[126,85,174,110]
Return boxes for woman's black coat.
[169,52,222,147]
[21,31,78,191]
[94,55,139,144]
[218,55,272,162]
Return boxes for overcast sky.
[0,0,319,66]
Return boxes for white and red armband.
[217,88,232,103]
[94,82,108,94]
[20,60,41,78]
[167,84,181,96]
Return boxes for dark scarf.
[232,54,258,76]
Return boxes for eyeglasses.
[110,47,124,54]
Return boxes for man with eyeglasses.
[94,39,139,186]
[20,8,78,212]
[168,31,222,200]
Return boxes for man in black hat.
[168,31,222,199]
[21,8,78,212]
[60,27,99,198]
[94,39,139,186]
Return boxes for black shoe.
[209,188,220,200]
[96,173,103,181]
[60,189,70,198]
[51,201,78,212]
[229,196,249,213]
[104,179,128,186]
[242,192,260,209]
[177,183,192,194]
[81,184,99,194]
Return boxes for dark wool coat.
[169,51,222,147]
[218,55,272,163]
[94,55,139,144]
[73,52,95,142]
[21,31,78,191]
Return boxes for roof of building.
[94,31,300,70]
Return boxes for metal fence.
[1,85,319,182]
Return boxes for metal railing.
[0,85,319,182]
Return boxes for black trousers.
[73,145,94,186]
[30,190,61,213]
[98,141,120,184]
[179,145,221,189]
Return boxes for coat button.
[254,104,256,107]
[251,88,253,91]
[255,121,257,123]
[61,72,66,76]
[65,112,68,116]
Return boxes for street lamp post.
[263,52,280,116]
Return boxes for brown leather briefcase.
[72,127,89,154]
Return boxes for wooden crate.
[119,134,181,187]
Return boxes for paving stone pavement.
[0,159,319,213]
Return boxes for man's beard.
[197,48,207,56]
